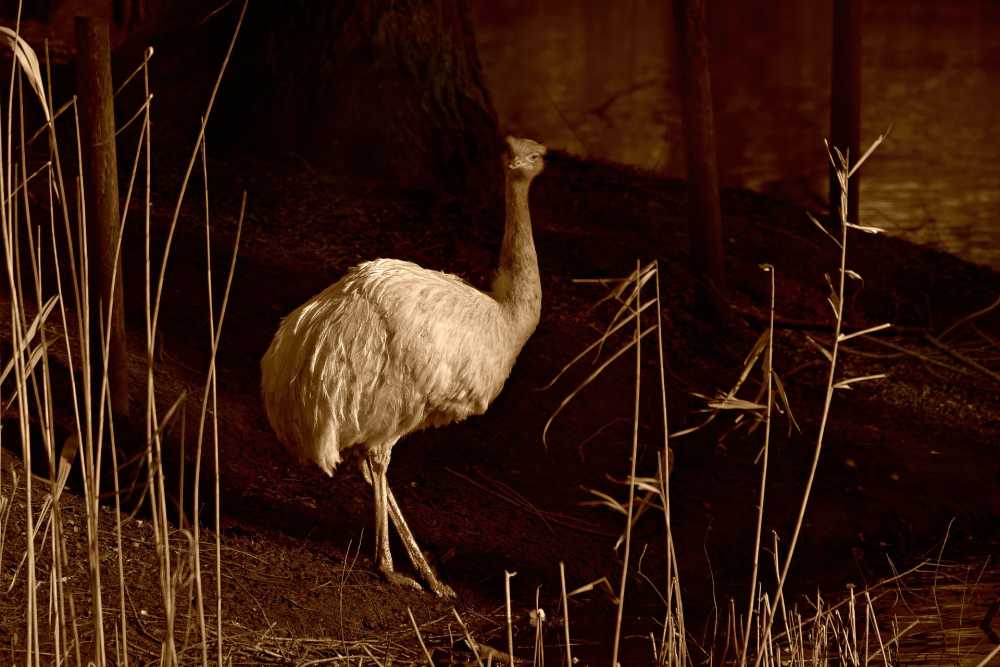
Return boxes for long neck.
[495,177,541,341]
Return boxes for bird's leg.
[364,452,421,592]
[385,487,456,598]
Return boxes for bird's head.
[504,135,546,182]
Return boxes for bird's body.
[262,257,532,474]
[261,136,546,597]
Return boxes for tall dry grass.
[0,3,248,665]
[507,132,938,667]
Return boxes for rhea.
[260,136,546,597]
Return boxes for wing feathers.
[261,258,519,472]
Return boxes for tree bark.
[75,15,130,420]
[215,0,500,201]
[673,0,726,305]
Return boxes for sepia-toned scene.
[1,1,999,665]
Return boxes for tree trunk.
[75,15,130,420]
[830,0,862,222]
[672,0,726,307]
[214,0,500,201]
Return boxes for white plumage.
[261,136,546,597]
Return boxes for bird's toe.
[432,581,457,599]
[382,568,424,593]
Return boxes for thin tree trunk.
[830,0,862,222]
[75,15,129,419]
[673,0,726,304]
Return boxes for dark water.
[472,0,1000,269]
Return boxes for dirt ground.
[4,140,1000,664]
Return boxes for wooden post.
[830,0,862,222]
[75,16,129,419]
[673,0,726,303]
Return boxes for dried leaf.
[839,322,892,342]
[827,296,840,318]
[772,371,800,434]
[707,397,767,411]
[538,299,656,390]
[567,576,617,602]
[847,129,890,178]
[0,296,58,386]
[669,414,717,439]
[581,487,627,515]
[0,27,50,121]
[542,325,657,447]
[806,212,841,247]
[846,222,885,234]
[833,373,887,390]
[805,335,833,363]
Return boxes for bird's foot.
[380,566,423,593]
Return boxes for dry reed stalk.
[0,13,51,663]
[532,586,546,666]
[96,44,158,667]
[975,643,1000,667]
[6,251,41,665]
[560,562,572,667]
[191,127,212,666]
[506,570,516,666]
[132,4,246,662]
[752,132,889,667]
[611,260,643,667]
[81,43,157,664]
[451,607,485,667]
[0,4,249,662]
[408,607,435,666]
[204,188,245,665]
[652,259,686,666]
[738,265,776,667]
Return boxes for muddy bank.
[3,146,1000,662]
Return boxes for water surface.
[472,0,1000,268]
